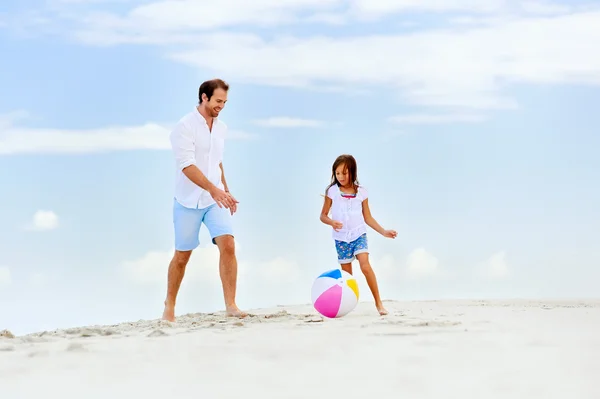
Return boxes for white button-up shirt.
[169,109,227,209]
[327,184,369,242]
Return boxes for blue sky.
[1,0,599,335]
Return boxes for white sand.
[1,299,598,398]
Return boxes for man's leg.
[162,250,192,322]
[214,235,246,317]
[162,199,203,321]
[204,204,246,317]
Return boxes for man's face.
[204,88,228,117]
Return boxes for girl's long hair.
[324,154,359,196]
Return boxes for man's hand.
[209,186,239,212]
[331,220,343,231]
[226,191,238,215]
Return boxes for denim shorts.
[172,199,234,251]
[335,233,369,263]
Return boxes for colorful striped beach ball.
[311,268,359,318]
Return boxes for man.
[162,78,247,321]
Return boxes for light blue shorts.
[172,199,234,251]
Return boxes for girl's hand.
[383,229,397,239]
[332,221,343,231]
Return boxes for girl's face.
[335,163,350,186]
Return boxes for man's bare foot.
[225,305,248,318]
[162,302,175,322]
[376,305,388,316]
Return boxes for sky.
[1,0,599,335]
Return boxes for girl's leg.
[335,240,353,275]
[355,253,388,315]
[340,262,353,275]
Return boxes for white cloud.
[305,12,347,25]
[363,253,401,290]
[122,243,302,287]
[348,0,504,18]
[6,2,600,110]
[482,251,509,279]
[1,122,170,155]
[164,10,600,110]
[252,117,325,128]
[70,0,342,39]
[0,267,46,288]
[519,1,572,15]
[0,266,11,287]
[0,111,255,155]
[122,245,226,285]
[388,113,487,124]
[373,254,397,276]
[348,0,574,18]
[258,257,301,284]
[50,0,141,3]
[121,243,308,310]
[406,247,439,278]
[51,0,577,37]
[0,110,28,129]
[26,210,60,232]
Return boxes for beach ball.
[311,268,359,318]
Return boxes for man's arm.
[169,123,218,193]
[170,123,237,209]
[183,165,218,193]
[219,162,238,215]
[219,162,229,192]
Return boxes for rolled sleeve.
[169,122,196,170]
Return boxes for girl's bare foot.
[376,304,388,316]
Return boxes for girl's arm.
[361,199,386,235]
[321,193,344,231]
[320,196,335,226]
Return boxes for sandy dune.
[1,299,598,398]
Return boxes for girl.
[319,154,397,316]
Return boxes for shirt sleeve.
[359,186,368,201]
[326,185,335,199]
[169,122,196,170]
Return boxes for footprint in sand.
[66,342,87,352]
[147,329,168,337]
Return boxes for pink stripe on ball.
[313,284,342,318]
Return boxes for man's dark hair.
[198,78,229,103]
